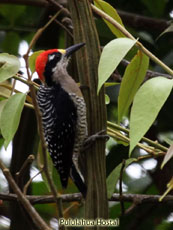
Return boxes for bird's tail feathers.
[70,163,87,198]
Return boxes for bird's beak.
[65,43,85,58]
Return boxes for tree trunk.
[68,1,108,229]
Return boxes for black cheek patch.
[44,52,62,86]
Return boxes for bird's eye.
[48,52,62,62]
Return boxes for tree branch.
[117,10,170,33]
[0,0,48,7]
[110,193,173,204]
[0,0,170,33]
[121,59,173,80]
[0,192,173,204]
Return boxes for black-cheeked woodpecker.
[35,43,87,197]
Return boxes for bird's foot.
[81,130,109,152]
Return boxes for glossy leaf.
[0,93,26,148]
[94,0,125,37]
[118,50,149,123]
[0,53,20,83]
[98,38,136,93]
[29,50,44,74]
[130,77,173,154]
[107,158,135,198]
[161,145,173,169]
[0,99,8,121]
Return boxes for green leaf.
[161,145,173,169]
[107,158,135,198]
[105,94,110,104]
[130,77,173,154]
[0,99,8,121]
[29,50,44,74]
[98,38,136,93]
[0,53,20,83]
[118,50,149,123]
[107,164,121,198]
[0,93,26,148]
[94,0,125,38]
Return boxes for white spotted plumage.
[68,93,87,175]
[37,83,87,189]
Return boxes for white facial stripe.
[49,54,56,61]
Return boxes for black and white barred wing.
[37,85,77,188]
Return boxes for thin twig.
[107,127,158,155]
[23,168,43,195]
[125,202,138,215]
[24,10,62,77]
[23,10,64,224]
[13,75,39,89]
[0,160,51,230]
[52,18,73,38]
[107,121,168,152]
[121,59,173,80]
[91,4,173,76]
[119,159,126,216]
[91,3,135,39]
[63,202,80,215]
[46,0,70,17]
[10,79,16,96]
[16,154,35,185]
[23,102,34,109]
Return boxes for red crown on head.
[35,49,58,81]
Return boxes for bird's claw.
[81,130,109,152]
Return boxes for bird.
[35,43,87,197]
